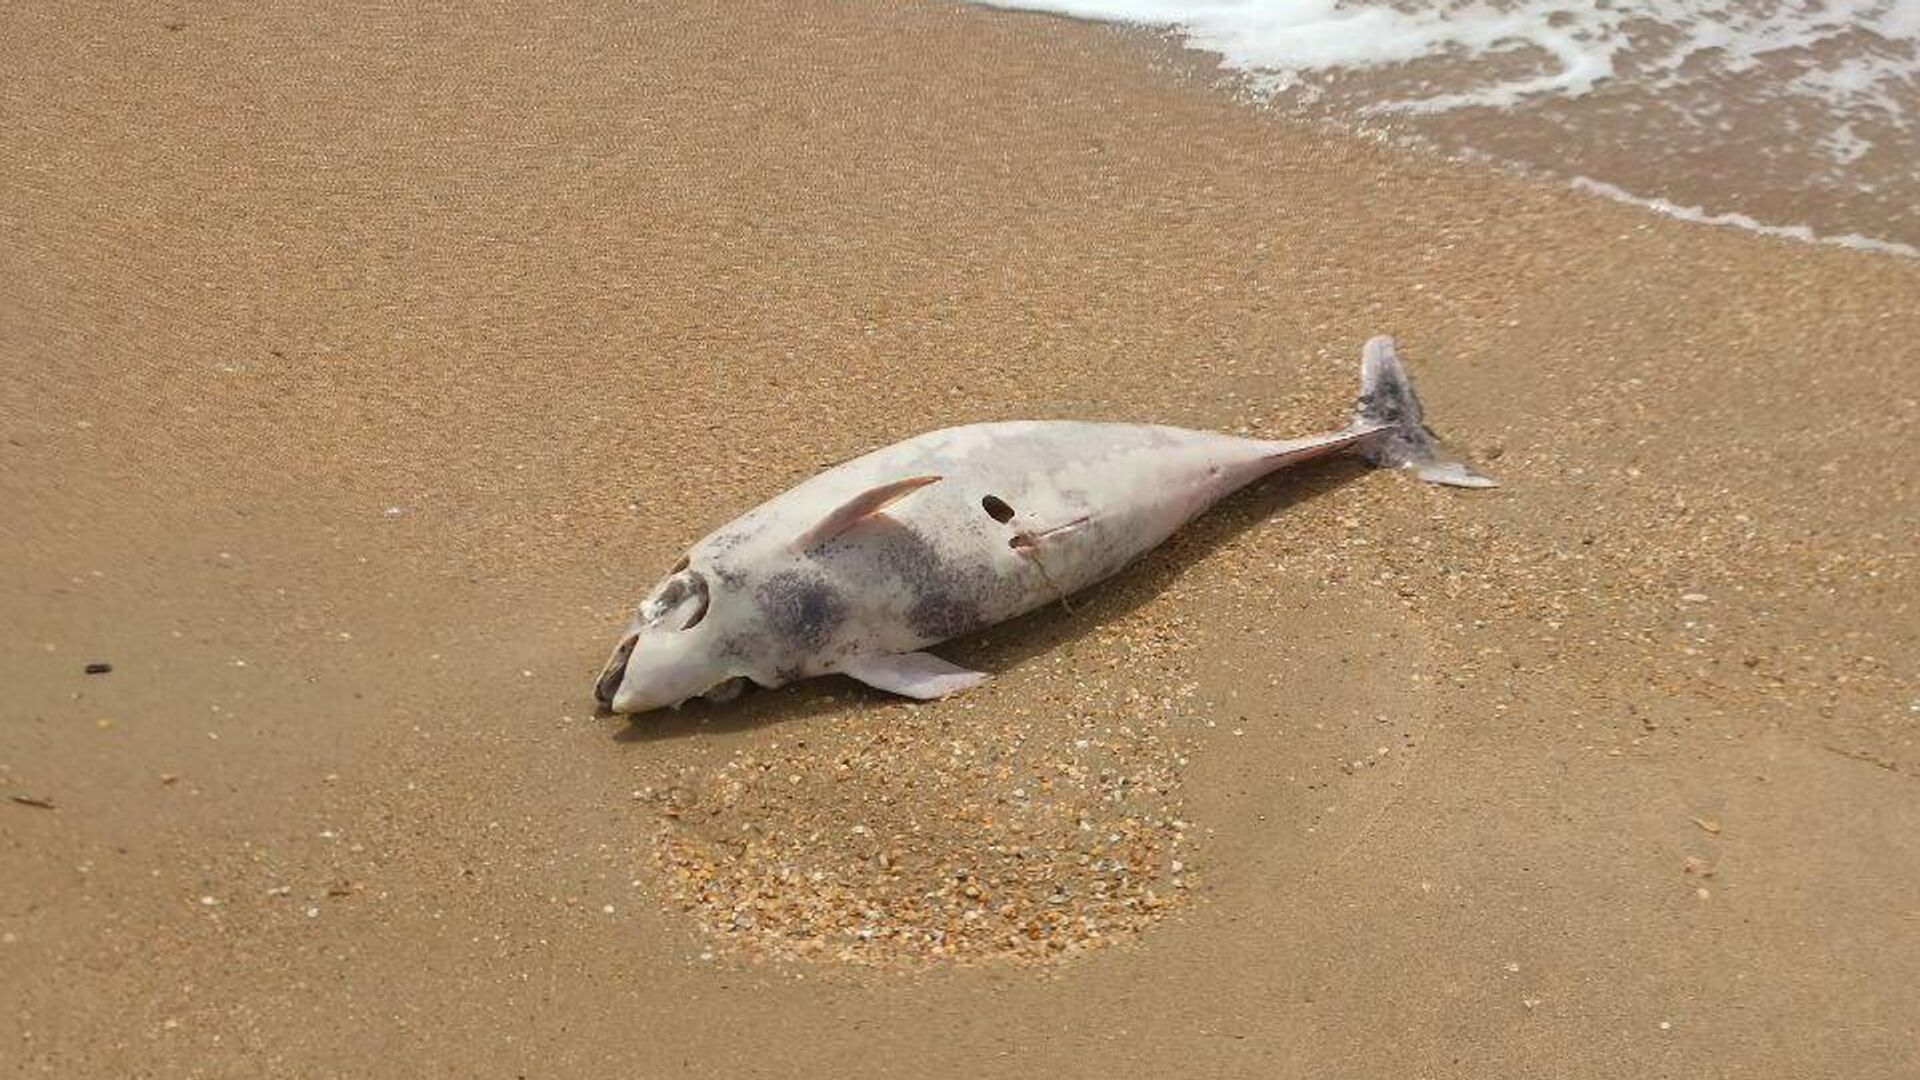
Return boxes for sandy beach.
[4,1,1917,1075]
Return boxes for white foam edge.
[1569,176,1918,259]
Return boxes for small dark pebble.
[10,795,56,810]
[84,662,112,675]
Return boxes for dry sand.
[4,1,1917,1076]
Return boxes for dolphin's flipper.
[839,651,990,700]
[793,475,943,551]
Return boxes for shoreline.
[973,0,1920,252]
[3,1,1917,1075]
[1564,175,1920,260]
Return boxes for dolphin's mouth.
[594,633,639,709]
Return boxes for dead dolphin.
[595,336,1493,714]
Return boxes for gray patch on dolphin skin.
[718,628,770,665]
[907,593,987,640]
[705,528,753,559]
[853,519,1003,640]
[755,571,848,651]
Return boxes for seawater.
[976,0,1920,255]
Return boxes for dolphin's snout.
[595,633,639,710]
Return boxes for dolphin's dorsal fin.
[793,475,941,551]
[838,651,989,699]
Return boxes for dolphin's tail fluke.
[1349,336,1498,489]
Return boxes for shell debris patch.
[648,605,1201,966]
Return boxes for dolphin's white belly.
[690,421,1279,684]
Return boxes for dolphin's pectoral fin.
[793,475,943,551]
[838,651,990,700]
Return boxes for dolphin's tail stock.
[1349,336,1498,488]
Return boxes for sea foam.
[974,0,1920,254]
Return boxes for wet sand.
[3,1,1917,1075]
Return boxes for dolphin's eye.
[680,571,710,629]
[641,568,709,628]
[650,576,688,610]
